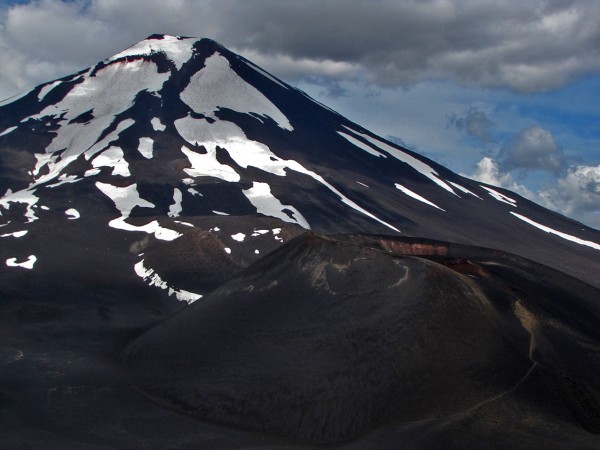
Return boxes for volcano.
[1,34,599,448]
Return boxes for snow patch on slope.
[38,80,62,101]
[337,131,385,157]
[6,255,36,270]
[395,183,445,211]
[0,189,39,223]
[481,186,517,207]
[95,182,180,241]
[510,212,600,251]
[179,142,240,182]
[1,230,28,238]
[137,137,154,159]
[151,117,166,131]
[0,126,17,137]
[449,181,482,199]
[168,188,182,218]
[134,259,202,304]
[46,174,82,188]
[180,52,293,131]
[108,35,196,70]
[243,181,310,229]
[25,59,167,188]
[65,208,80,219]
[231,232,246,242]
[92,146,130,176]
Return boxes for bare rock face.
[124,233,600,447]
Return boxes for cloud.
[2,0,600,99]
[539,164,600,229]
[467,157,600,230]
[499,126,565,173]
[467,157,533,198]
[218,0,600,92]
[448,107,495,143]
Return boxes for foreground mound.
[123,233,600,447]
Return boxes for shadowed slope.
[123,233,600,446]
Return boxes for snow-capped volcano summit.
[2,34,598,289]
[1,35,600,448]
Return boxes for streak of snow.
[245,60,289,89]
[243,182,310,229]
[224,247,231,254]
[395,183,445,211]
[188,187,201,196]
[134,259,202,304]
[231,232,246,242]
[46,174,82,188]
[95,182,181,241]
[108,35,196,70]
[84,168,101,177]
[510,212,600,251]
[449,181,482,199]
[38,80,62,101]
[0,126,17,137]
[251,229,269,236]
[1,230,28,238]
[168,188,182,218]
[137,137,154,159]
[172,289,202,303]
[6,255,36,269]
[174,220,194,227]
[65,208,80,219]
[151,117,166,131]
[92,146,130,176]
[213,210,229,216]
[337,131,385,157]
[343,126,456,195]
[481,186,517,207]
[180,52,293,131]
[356,181,369,188]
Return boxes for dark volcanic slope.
[124,233,600,448]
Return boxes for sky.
[0,0,599,229]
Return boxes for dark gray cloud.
[499,126,566,173]
[220,0,600,92]
[448,107,495,143]
[2,0,600,99]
